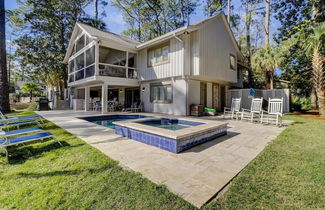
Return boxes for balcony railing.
[68,63,137,83]
[99,63,137,79]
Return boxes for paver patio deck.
[36,110,285,208]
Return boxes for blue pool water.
[137,118,203,130]
[81,115,147,129]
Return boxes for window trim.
[147,42,170,67]
[150,83,173,103]
[229,54,237,71]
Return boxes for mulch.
[293,110,325,120]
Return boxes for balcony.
[99,64,137,79]
[68,45,137,84]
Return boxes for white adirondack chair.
[223,98,241,119]
[261,98,284,126]
[240,97,263,122]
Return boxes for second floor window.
[148,44,169,67]
[230,54,237,71]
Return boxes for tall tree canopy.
[9,0,102,98]
[274,0,325,97]
[112,0,198,42]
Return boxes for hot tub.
[114,117,227,153]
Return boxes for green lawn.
[0,112,195,209]
[1,113,324,209]
[206,115,325,209]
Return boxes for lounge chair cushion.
[0,132,53,145]
[4,127,42,137]
[0,120,38,127]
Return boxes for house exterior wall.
[187,79,200,106]
[140,78,187,115]
[138,38,184,81]
[190,31,200,75]
[197,18,238,83]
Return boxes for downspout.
[173,33,189,116]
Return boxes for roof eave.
[136,26,199,50]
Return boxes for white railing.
[98,63,137,79]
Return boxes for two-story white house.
[63,13,245,116]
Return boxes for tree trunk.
[245,1,254,87]
[30,91,33,102]
[264,0,270,46]
[317,91,325,116]
[312,48,325,116]
[311,87,318,109]
[179,0,185,26]
[266,71,274,89]
[0,0,10,112]
[227,0,231,23]
[94,0,98,20]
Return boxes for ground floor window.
[150,84,172,103]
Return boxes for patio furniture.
[0,129,62,159]
[92,101,101,111]
[261,98,284,126]
[0,118,42,131]
[132,102,143,112]
[240,97,263,122]
[0,109,43,123]
[3,127,43,137]
[122,101,143,112]
[223,98,241,119]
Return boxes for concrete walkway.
[37,110,285,208]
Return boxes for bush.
[291,96,312,111]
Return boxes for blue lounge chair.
[4,127,43,137]
[0,130,62,159]
[0,109,43,123]
[0,119,42,131]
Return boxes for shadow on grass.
[1,141,84,165]
[15,165,116,178]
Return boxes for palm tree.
[252,44,281,89]
[303,23,325,115]
[0,0,10,112]
[21,82,40,102]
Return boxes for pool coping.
[113,117,228,140]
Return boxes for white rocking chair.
[223,98,241,119]
[261,98,284,126]
[240,97,263,122]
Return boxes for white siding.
[140,78,187,115]
[190,31,200,75]
[138,38,184,81]
[198,18,237,83]
[188,80,200,106]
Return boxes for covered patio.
[70,85,140,113]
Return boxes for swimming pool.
[81,115,147,129]
[137,118,203,130]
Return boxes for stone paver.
[37,110,285,208]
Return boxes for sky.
[4,0,280,48]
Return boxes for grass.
[10,102,31,111]
[206,115,325,209]
[0,111,195,209]
[1,113,324,209]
